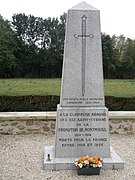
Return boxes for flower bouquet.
[74,155,103,175]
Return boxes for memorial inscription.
[62,97,104,106]
[55,106,110,158]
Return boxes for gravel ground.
[0,134,135,180]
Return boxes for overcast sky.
[0,0,135,39]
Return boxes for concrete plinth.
[43,146,124,170]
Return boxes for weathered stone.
[0,113,134,136]
[1,123,8,126]
[118,124,124,129]
[127,131,133,135]
[112,130,119,134]
[17,125,25,130]
[43,126,50,132]
[26,121,34,126]
[35,121,44,126]
[11,122,18,126]
[109,124,113,130]
[124,124,133,131]
[0,120,6,123]
[7,128,14,134]
[51,122,55,130]
[27,128,40,132]
[111,120,122,124]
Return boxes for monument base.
[55,106,110,158]
[43,146,124,170]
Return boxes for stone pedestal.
[55,105,110,158]
[44,105,124,170]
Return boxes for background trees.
[0,15,18,78]
[0,13,135,79]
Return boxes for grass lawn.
[0,79,61,96]
[0,78,135,97]
[104,79,135,98]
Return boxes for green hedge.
[0,96,135,111]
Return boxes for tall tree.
[12,14,51,77]
[0,15,18,78]
[102,33,115,78]
[123,38,135,78]
[112,35,129,78]
[38,13,66,77]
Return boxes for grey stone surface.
[44,146,124,170]
[60,2,104,107]
[71,1,98,10]
[55,105,110,158]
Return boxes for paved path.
[0,134,135,180]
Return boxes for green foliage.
[11,13,66,78]
[0,13,135,79]
[0,95,135,111]
[0,15,18,78]
[102,33,115,78]
[109,35,135,79]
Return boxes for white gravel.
[0,134,135,180]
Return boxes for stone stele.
[44,1,124,170]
